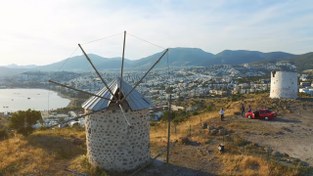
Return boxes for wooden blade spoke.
[78,44,116,99]
[49,80,112,102]
[120,31,126,100]
[122,48,169,102]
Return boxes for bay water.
[0,89,70,112]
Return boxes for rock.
[272,151,283,158]
[300,161,309,167]
[181,137,191,144]
[252,143,259,147]
[293,158,301,163]
[210,129,218,135]
[218,129,227,135]
[208,125,215,130]
[217,126,224,129]
[263,133,270,136]
[285,158,294,163]
[282,153,290,157]
[264,146,273,153]
[202,122,208,129]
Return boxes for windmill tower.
[270,71,298,99]
[49,31,168,171]
[82,78,151,171]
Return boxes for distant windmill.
[49,31,168,172]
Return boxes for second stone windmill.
[49,31,168,171]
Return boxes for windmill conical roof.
[82,78,151,111]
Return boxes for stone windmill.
[49,31,168,171]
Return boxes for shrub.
[9,109,42,136]
[0,129,8,140]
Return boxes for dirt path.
[243,111,313,166]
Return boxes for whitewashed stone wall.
[85,104,150,172]
[270,71,298,99]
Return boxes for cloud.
[0,0,312,65]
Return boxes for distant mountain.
[0,66,29,77]
[133,47,215,68]
[34,54,132,72]
[6,64,37,69]
[0,48,308,74]
[213,50,295,64]
[134,48,295,67]
[289,52,313,72]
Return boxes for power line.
[57,46,79,72]
[82,32,123,45]
[128,32,166,50]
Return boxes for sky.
[0,0,312,66]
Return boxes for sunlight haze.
[0,0,312,66]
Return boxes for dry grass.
[150,94,312,175]
[0,128,87,176]
[69,155,108,176]
[219,154,268,175]
[0,135,66,175]
[1,93,312,175]
[219,154,303,176]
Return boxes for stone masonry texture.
[85,104,150,172]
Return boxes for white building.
[270,71,298,99]
[82,78,151,172]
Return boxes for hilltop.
[1,93,313,175]
[289,52,313,72]
[2,48,306,73]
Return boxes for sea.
[0,88,70,112]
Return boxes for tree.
[9,109,42,136]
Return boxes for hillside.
[289,52,313,72]
[0,67,29,77]
[133,47,215,68]
[34,54,132,72]
[215,50,295,64]
[1,94,312,175]
[1,48,302,73]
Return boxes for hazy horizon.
[1,0,312,66]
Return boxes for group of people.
[219,103,252,121]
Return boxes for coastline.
[0,88,71,112]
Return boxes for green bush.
[162,110,189,124]
[0,129,8,140]
[9,109,42,136]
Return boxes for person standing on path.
[241,103,245,117]
[219,108,225,121]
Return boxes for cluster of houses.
[31,111,85,129]
[299,82,313,95]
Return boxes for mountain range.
[2,47,313,73]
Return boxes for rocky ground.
[1,95,313,176]
[243,111,313,167]
[135,97,313,176]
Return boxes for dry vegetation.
[0,128,100,176]
[1,93,313,175]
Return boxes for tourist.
[219,108,225,121]
[241,103,245,117]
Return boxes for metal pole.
[122,48,169,102]
[48,80,112,101]
[166,94,172,163]
[120,31,126,100]
[78,44,116,99]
